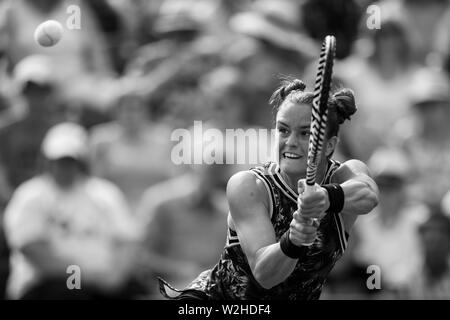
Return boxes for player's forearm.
[340,176,379,215]
[251,243,298,290]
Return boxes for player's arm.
[227,171,308,289]
[330,159,379,217]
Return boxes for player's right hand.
[289,210,318,246]
[297,180,329,221]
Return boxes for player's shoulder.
[336,159,370,173]
[340,158,367,168]
[330,158,371,183]
[226,169,269,205]
[227,170,255,188]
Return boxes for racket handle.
[304,183,315,195]
[298,182,318,246]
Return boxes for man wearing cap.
[351,147,429,295]
[402,209,450,299]
[3,122,141,299]
[0,55,64,190]
[393,68,450,205]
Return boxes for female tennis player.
[159,78,379,300]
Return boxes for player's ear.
[325,136,338,157]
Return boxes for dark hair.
[269,78,357,138]
[418,209,450,236]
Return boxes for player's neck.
[282,162,328,193]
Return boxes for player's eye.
[300,130,311,137]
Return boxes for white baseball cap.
[13,55,56,89]
[368,147,410,180]
[41,122,88,161]
[409,68,450,106]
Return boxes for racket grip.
[298,183,318,246]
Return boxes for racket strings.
[306,36,336,187]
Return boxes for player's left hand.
[297,179,329,221]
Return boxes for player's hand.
[289,210,318,246]
[297,179,329,221]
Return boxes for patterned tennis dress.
[159,160,349,300]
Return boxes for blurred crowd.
[0,0,449,300]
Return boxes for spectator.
[227,0,318,128]
[302,0,363,60]
[333,18,419,161]
[352,147,429,294]
[378,0,449,65]
[136,149,235,295]
[84,0,124,73]
[402,209,450,299]
[123,0,222,129]
[125,0,206,76]
[198,66,247,129]
[0,0,117,111]
[0,0,113,75]
[106,0,165,50]
[3,122,140,299]
[0,55,65,189]
[394,68,450,205]
[89,88,177,212]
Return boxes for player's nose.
[285,133,299,147]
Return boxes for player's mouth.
[283,152,302,160]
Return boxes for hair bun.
[332,89,357,124]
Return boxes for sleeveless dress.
[159,159,349,300]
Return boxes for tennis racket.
[300,35,336,245]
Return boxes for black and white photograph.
[0,0,449,313]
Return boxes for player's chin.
[279,158,306,176]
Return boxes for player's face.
[275,101,311,179]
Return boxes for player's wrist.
[322,183,345,213]
[280,229,308,259]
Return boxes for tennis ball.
[34,20,64,47]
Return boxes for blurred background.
[0,0,449,300]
